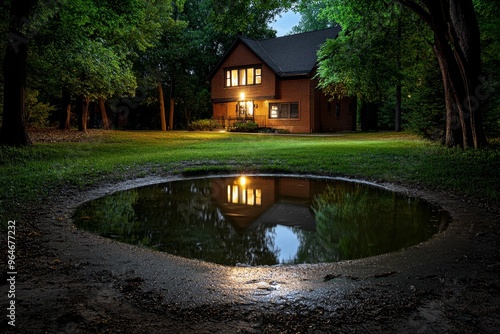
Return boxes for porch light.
[240,92,245,100]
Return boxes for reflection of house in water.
[211,176,325,231]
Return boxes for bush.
[26,89,56,127]
[187,119,219,131]
[231,121,259,132]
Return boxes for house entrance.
[236,101,254,119]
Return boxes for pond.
[73,176,449,266]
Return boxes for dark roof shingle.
[239,27,341,77]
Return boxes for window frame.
[224,65,262,88]
[269,102,300,119]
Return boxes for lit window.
[225,66,262,87]
[247,68,254,85]
[269,103,299,119]
[270,105,278,118]
[231,69,238,87]
[255,68,262,84]
[239,69,246,86]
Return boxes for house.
[209,27,356,133]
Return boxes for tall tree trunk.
[59,89,71,130]
[395,84,402,132]
[398,0,487,148]
[0,0,37,146]
[395,18,402,132]
[158,83,167,131]
[77,96,90,132]
[169,97,175,131]
[169,82,175,131]
[99,97,110,130]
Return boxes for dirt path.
[2,176,500,333]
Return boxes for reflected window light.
[242,187,247,204]
[255,189,262,206]
[247,189,255,205]
[227,185,231,203]
[232,185,239,203]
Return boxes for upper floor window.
[225,66,262,87]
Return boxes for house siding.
[265,77,312,133]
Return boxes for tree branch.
[396,0,432,27]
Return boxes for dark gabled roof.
[240,26,341,77]
[208,26,341,80]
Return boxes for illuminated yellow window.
[247,68,254,85]
[231,69,239,86]
[225,67,261,87]
[239,69,246,86]
[255,68,262,84]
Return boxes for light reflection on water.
[73,176,449,266]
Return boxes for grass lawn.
[1,130,499,223]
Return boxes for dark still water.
[73,176,448,266]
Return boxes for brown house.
[209,27,356,133]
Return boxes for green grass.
[1,130,499,223]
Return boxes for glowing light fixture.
[238,176,247,186]
[240,92,246,100]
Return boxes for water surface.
[74,176,448,266]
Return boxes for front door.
[237,101,254,119]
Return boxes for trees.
[317,0,489,148]
[135,0,291,130]
[317,1,419,132]
[473,0,500,137]
[396,0,487,148]
[30,0,169,132]
[2,0,294,139]
[0,0,38,146]
[290,0,332,34]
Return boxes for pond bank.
[3,175,500,333]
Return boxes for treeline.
[0,0,290,138]
[292,0,499,147]
[1,0,498,148]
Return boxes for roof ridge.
[239,37,282,74]
[254,39,283,74]
[258,26,340,42]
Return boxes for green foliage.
[317,0,453,139]
[290,0,332,34]
[312,184,439,260]
[136,0,292,128]
[29,0,171,102]
[187,119,220,131]
[317,0,406,101]
[474,0,500,137]
[210,0,290,38]
[25,89,56,127]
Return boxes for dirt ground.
[2,175,500,333]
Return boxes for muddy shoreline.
[2,175,500,333]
